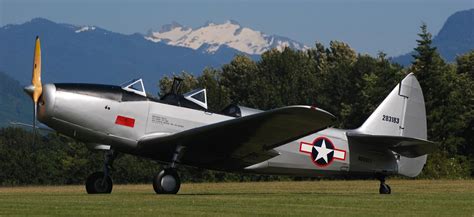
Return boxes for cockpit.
[158,77,209,110]
[120,77,259,117]
[121,78,209,111]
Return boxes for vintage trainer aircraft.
[23,37,435,194]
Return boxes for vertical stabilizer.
[357,73,427,140]
[356,73,428,177]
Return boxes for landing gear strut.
[376,174,391,194]
[153,146,183,194]
[86,150,117,194]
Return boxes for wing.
[135,106,336,171]
[346,132,437,158]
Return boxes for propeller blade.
[24,36,43,146]
[32,36,42,104]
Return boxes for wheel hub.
[94,178,108,192]
[161,175,177,192]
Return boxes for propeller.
[23,36,43,145]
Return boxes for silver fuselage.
[38,83,399,178]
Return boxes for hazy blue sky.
[1,0,472,56]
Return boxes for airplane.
[23,37,435,195]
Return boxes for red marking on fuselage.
[115,115,135,128]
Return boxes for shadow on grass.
[176,191,366,196]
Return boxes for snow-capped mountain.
[146,20,308,55]
[74,25,96,33]
[0,18,247,94]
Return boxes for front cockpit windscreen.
[121,79,146,97]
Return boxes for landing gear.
[86,150,116,194]
[86,171,112,194]
[153,168,181,194]
[380,183,391,194]
[376,174,391,194]
[153,145,183,194]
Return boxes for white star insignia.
[313,140,334,163]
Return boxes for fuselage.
[38,83,399,178]
[38,83,233,151]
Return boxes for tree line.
[159,24,473,179]
[0,24,472,185]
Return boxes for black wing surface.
[136,106,335,171]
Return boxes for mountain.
[0,18,308,126]
[392,9,474,65]
[0,18,257,94]
[146,20,309,55]
[0,71,32,126]
[0,18,308,94]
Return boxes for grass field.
[0,180,473,216]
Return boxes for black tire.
[153,169,180,194]
[379,183,391,194]
[86,172,113,194]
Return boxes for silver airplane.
[23,37,435,195]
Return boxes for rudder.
[356,73,429,177]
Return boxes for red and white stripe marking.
[299,141,346,160]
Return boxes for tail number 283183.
[382,115,399,124]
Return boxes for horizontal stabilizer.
[347,132,436,158]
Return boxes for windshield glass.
[120,79,139,88]
[120,78,146,97]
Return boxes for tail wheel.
[86,172,113,194]
[379,183,391,194]
[153,169,181,194]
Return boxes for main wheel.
[379,183,391,194]
[86,172,113,194]
[153,169,181,194]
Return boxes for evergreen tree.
[412,23,437,67]
[410,23,471,177]
[455,51,474,176]
[455,50,474,78]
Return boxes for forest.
[0,24,472,185]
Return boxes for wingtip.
[312,106,337,120]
